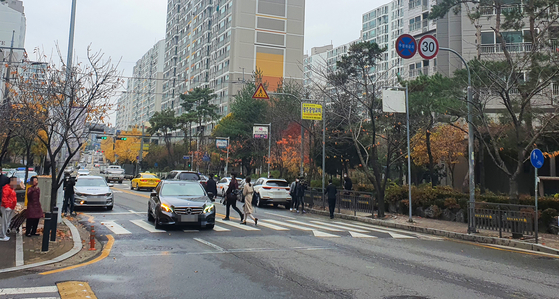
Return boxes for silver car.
[74,176,114,210]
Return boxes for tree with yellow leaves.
[101,127,147,164]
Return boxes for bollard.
[50,207,58,242]
[41,213,52,252]
[89,225,96,251]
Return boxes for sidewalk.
[309,205,559,255]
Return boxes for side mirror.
[151,191,157,197]
[108,183,114,187]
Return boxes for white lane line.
[349,231,378,238]
[312,230,340,238]
[263,212,295,220]
[129,220,165,233]
[217,219,260,231]
[90,212,146,215]
[287,220,344,232]
[194,238,225,252]
[212,225,231,232]
[255,221,290,231]
[101,221,132,235]
[333,221,415,239]
[263,219,313,231]
[310,221,370,233]
[15,230,23,266]
[113,191,124,193]
[0,286,59,295]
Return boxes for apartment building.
[303,45,332,89]
[161,0,305,128]
[0,0,26,103]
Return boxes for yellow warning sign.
[252,83,269,100]
[301,103,323,120]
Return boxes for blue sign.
[154,163,158,167]
[183,156,190,160]
[203,152,210,162]
[530,149,544,169]
[396,34,417,59]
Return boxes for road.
[1,180,558,298]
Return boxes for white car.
[77,169,90,177]
[253,178,291,209]
[216,177,242,197]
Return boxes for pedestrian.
[0,167,10,198]
[223,173,243,222]
[343,174,353,191]
[0,177,18,241]
[325,179,337,219]
[241,177,258,226]
[25,176,42,237]
[290,178,300,212]
[62,173,76,216]
[205,173,217,201]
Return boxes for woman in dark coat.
[26,176,43,237]
[223,174,243,222]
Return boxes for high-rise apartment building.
[116,40,165,130]
[162,0,305,129]
[303,45,332,89]
[0,0,26,103]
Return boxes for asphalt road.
[1,180,558,299]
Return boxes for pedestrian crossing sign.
[252,83,269,100]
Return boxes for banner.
[253,126,269,139]
[216,139,228,149]
[301,103,323,120]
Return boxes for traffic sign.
[530,149,544,169]
[418,35,439,60]
[183,155,190,160]
[395,34,417,59]
[252,83,269,100]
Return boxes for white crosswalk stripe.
[312,230,340,238]
[217,219,260,231]
[255,221,290,231]
[262,219,313,231]
[333,221,415,239]
[130,220,165,233]
[0,286,59,297]
[287,220,344,232]
[101,221,132,235]
[310,221,370,233]
[212,225,231,232]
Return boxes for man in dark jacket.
[62,173,76,216]
[325,180,337,219]
[343,174,353,191]
[205,174,217,201]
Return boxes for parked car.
[216,177,242,197]
[147,180,215,229]
[74,176,114,210]
[253,178,291,209]
[131,173,161,191]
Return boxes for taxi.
[131,173,161,191]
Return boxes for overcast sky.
[22,0,385,124]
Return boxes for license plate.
[180,215,198,222]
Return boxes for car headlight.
[161,203,173,213]
[203,204,215,214]
[75,193,85,197]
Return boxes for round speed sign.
[418,35,439,60]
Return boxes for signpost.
[530,148,544,244]
[395,34,417,59]
[254,124,272,178]
[216,137,230,175]
[301,103,323,120]
[252,83,269,100]
[418,35,439,60]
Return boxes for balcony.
[553,83,559,97]
[409,66,429,78]
[409,22,422,32]
[480,42,533,53]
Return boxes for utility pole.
[138,125,145,175]
[2,31,16,104]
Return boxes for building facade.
[303,44,331,89]
[161,0,305,130]
[0,0,26,103]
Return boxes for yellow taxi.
[131,173,161,191]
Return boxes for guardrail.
[474,202,535,238]
[304,189,376,215]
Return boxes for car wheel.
[205,224,215,230]
[119,180,123,184]
[273,203,278,208]
[106,205,113,211]
[130,183,134,190]
[154,215,163,229]
[147,205,154,222]
[135,184,139,191]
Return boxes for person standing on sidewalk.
[343,174,353,191]
[223,173,243,222]
[0,177,18,241]
[290,178,300,212]
[325,180,338,219]
[25,176,43,237]
[205,174,217,202]
[62,173,76,216]
[241,177,258,226]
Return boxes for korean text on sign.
[301,103,323,120]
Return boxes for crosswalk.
[95,217,418,240]
[0,286,59,299]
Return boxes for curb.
[308,208,559,256]
[0,218,83,273]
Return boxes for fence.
[304,189,376,216]
[473,202,536,238]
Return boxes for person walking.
[241,177,258,226]
[205,174,217,201]
[0,177,18,241]
[223,174,243,222]
[290,178,300,212]
[62,173,76,216]
[325,179,338,219]
[25,176,43,237]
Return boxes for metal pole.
[535,167,538,244]
[138,125,144,175]
[225,137,229,175]
[322,97,326,208]
[268,124,271,178]
[440,47,475,233]
[300,122,304,177]
[2,31,15,103]
[406,84,412,223]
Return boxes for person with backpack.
[240,177,258,226]
[223,173,243,222]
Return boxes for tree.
[430,0,559,201]
[148,108,177,166]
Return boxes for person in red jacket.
[25,176,43,237]
[1,177,18,241]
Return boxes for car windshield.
[177,172,200,180]
[13,171,37,179]
[266,180,288,187]
[142,174,157,178]
[161,183,205,197]
[76,178,107,187]
[78,170,89,173]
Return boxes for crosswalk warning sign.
[252,83,269,100]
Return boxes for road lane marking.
[263,219,313,231]
[57,281,97,299]
[255,221,290,231]
[287,220,344,232]
[349,231,378,238]
[100,221,132,235]
[112,188,150,198]
[194,238,225,252]
[41,235,115,275]
[217,219,260,231]
[0,286,58,295]
[130,220,165,233]
[334,222,416,239]
[310,221,370,233]
[15,231,24,266]
[121,246,333,257]
[263,212,295,219]
[312,230,340,238]
[212,225,231,231]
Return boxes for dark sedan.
[147,180,215,230]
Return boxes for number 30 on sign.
[418,35,439,60]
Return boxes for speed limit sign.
[418,35,439,60]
